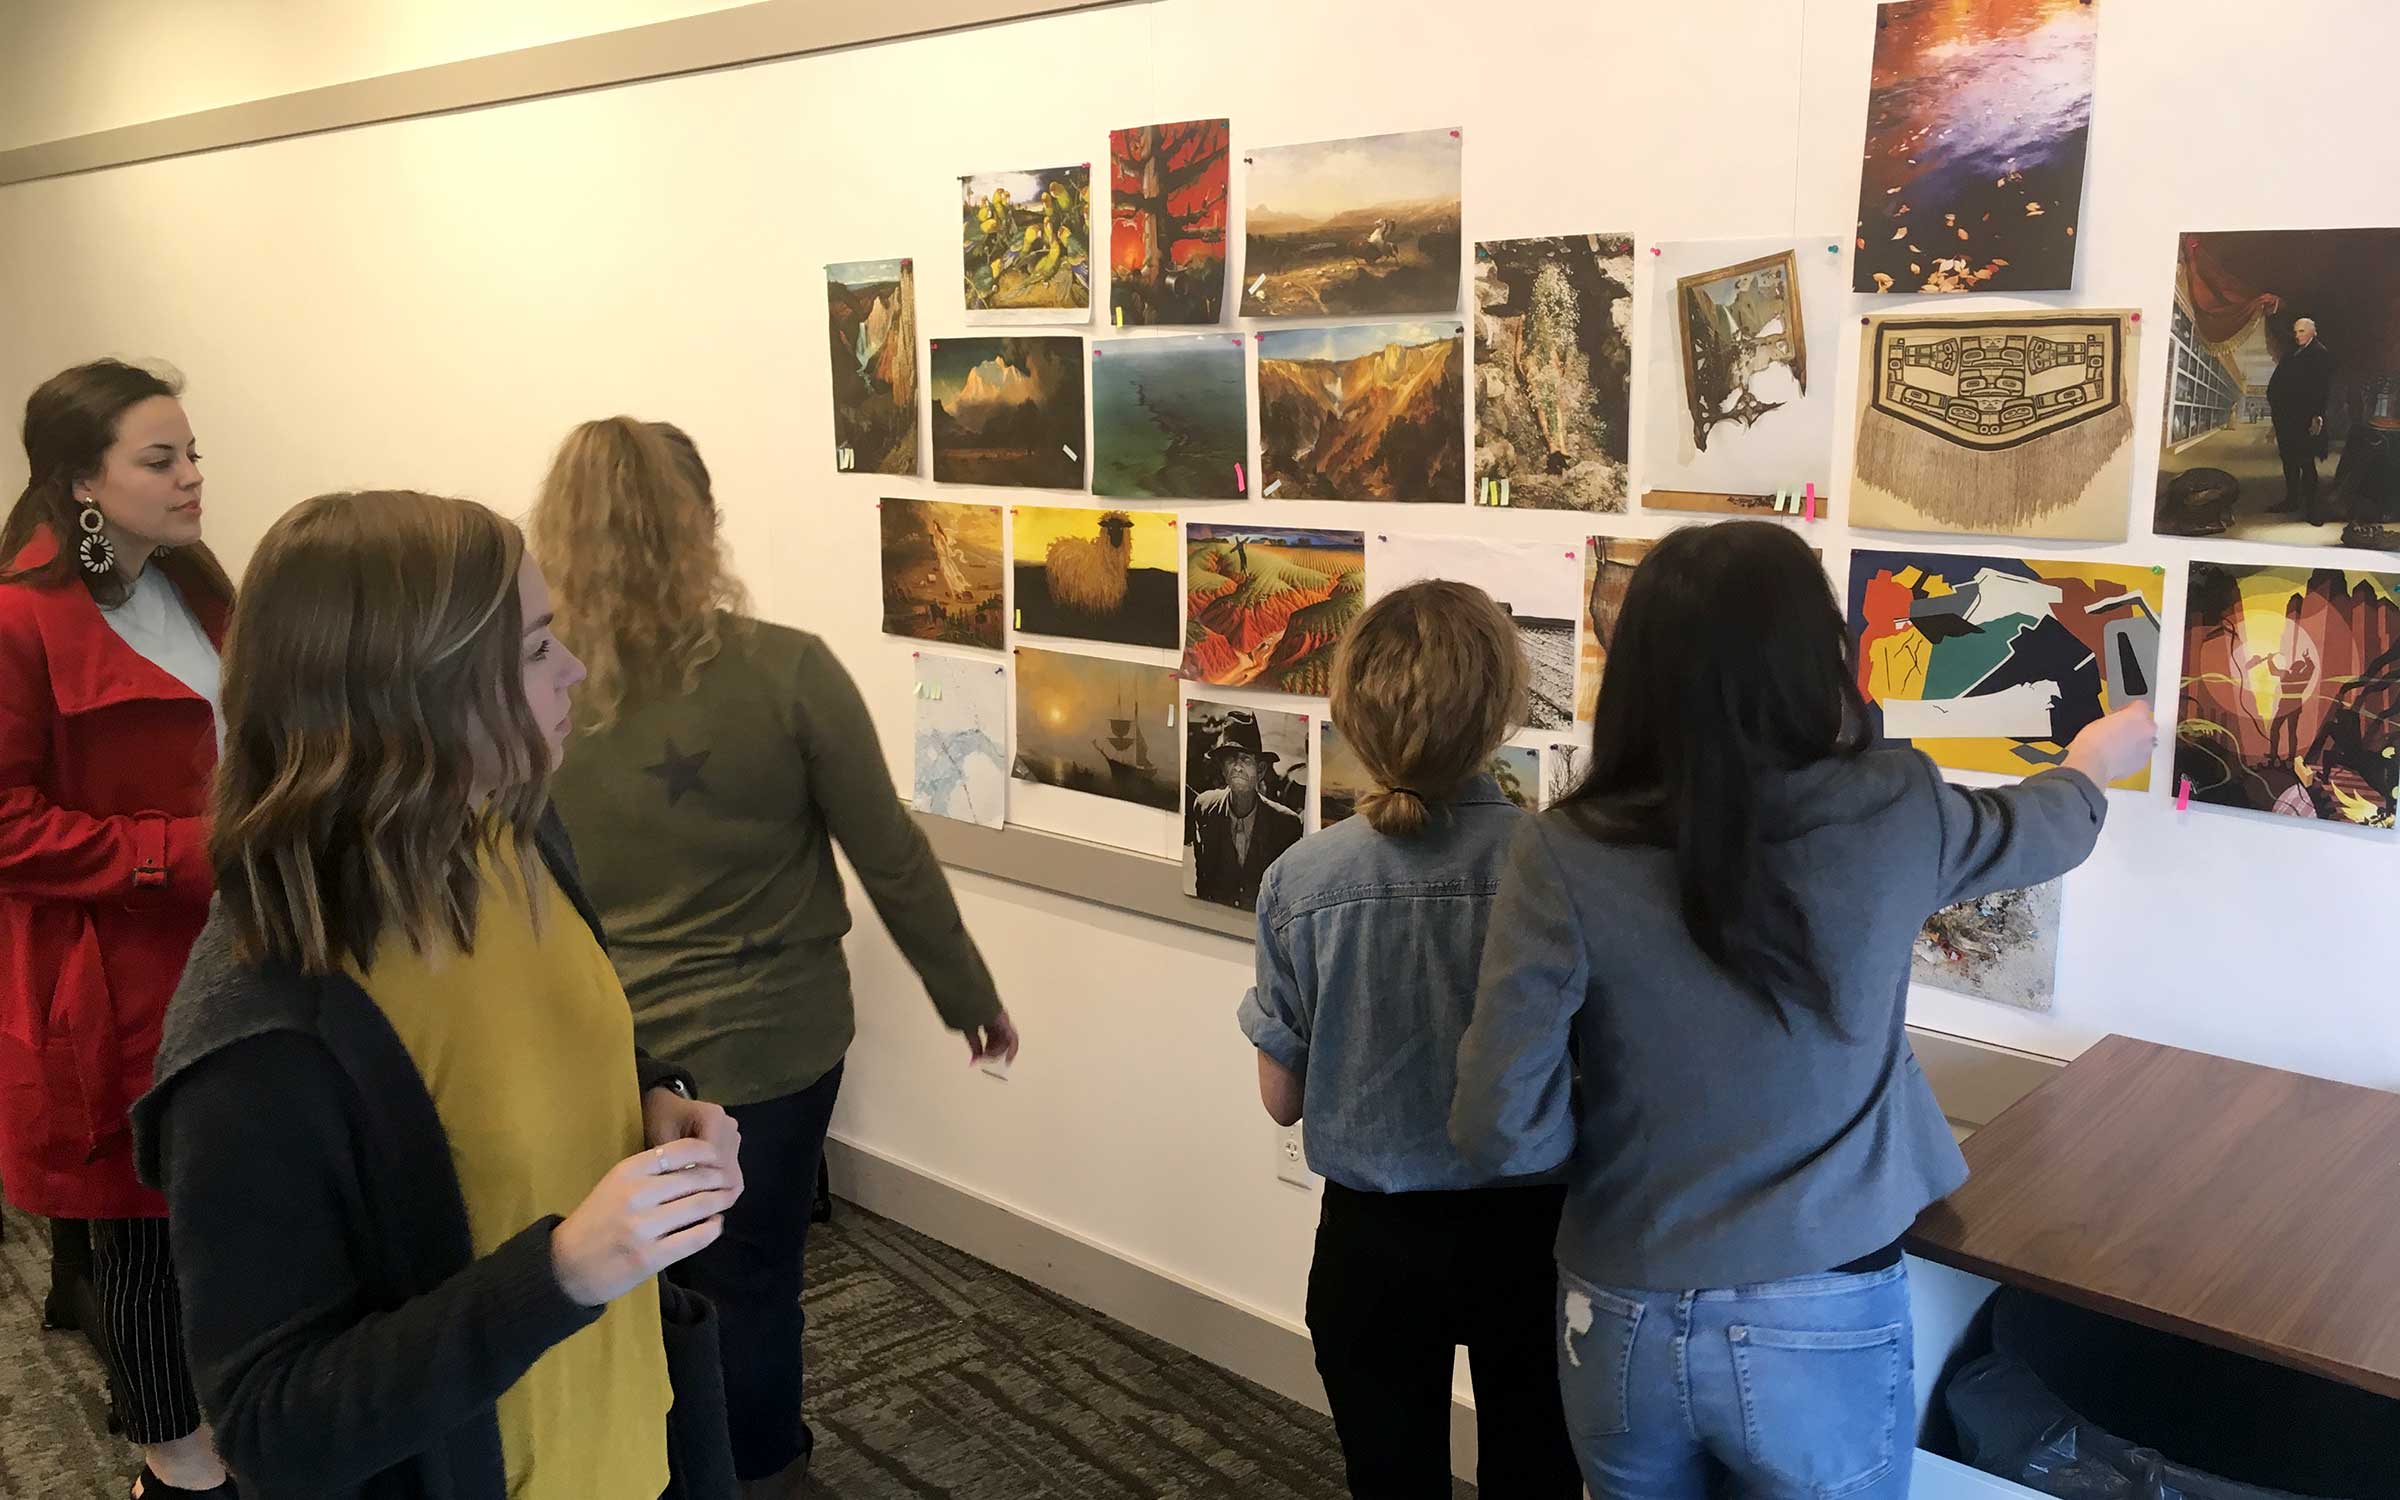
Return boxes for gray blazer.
[1452,749,2106,1290]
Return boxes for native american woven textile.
[1870,317,2122,450]
[1851,309,2137,540]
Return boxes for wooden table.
[1906,1033,2400,1400]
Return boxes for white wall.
[4,0,2398,1380]
[0,0,762,151]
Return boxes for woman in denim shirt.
[1238,580,1578,1499]
[1452,523,2154,1499]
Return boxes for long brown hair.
[529,416,748,731]
[211,491,550,974]
[1329,579,1528,836]
[1556,521,1870,1028]
[2,359,234,608]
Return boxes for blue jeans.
[1558,1262,1914,1500]
[665,1061,845,1481]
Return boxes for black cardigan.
[130,816,734,1500]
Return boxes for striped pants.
[85,1217,203,1445]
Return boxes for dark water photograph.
[1852,0,2096,294]
[1092,336,1249,499]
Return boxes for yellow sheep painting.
[1010,505,1180,648]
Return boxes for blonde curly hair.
[529,417,750,731]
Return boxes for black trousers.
[667,1062,844,1481]
[1306,1180,1579,1500]
[2277,420,2323,517]
[84,1217,204,1445]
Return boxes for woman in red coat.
[0,360,238,1498]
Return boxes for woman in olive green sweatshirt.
[533,418,1018,1500]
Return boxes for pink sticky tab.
[1235,462,1247,492]
[1805,483,1817,522]
[2176,777,2193,810]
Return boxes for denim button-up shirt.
[1236,775,1551,1193]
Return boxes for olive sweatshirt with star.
[548,614,1001,1106]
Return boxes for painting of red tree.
[1110,118,1229,326]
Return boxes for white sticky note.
[1263,479,1283,497]
[1064,445,1078,461]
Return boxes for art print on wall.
[1091,336,1248,500]
[2175,562,2400,830]
[1257,321,1465,503]
[826,259,919,475]
[1575,536,1657,723]
[1851,0,2095,294]
[1914,880,2062,1011]
[1850,309,2138,541]
[930,337,1086,490]
[1010,505,1179,649]
[913,654,1008,829]
[879,498,1004,648]
[1488,745,1539,811]
[962,165,1091,318]
[1182,525,1365,696]
[1542,740,1587,808]
[1012,647,1178,812]
[2153,227,2400,550]
[1109,119,1230,326]
[1472,234,1634,513]
[1238,127,1462,318]
[1644,239,1842,515]
[1181,699,1310,911]
[1850,550,2164,788]
[1368,533,1580,731]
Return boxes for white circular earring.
[75,495,117,576]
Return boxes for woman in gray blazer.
[1453,522,2153,1499]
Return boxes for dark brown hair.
[1556,521,1870,1027]
[1329,579,1528,836]
[1,359,234,608]
[211,491,548,974]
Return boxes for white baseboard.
[820,1135,1484,1484]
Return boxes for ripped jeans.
[1557,1261,1914,1500]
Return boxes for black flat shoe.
[132,1465,238,1499]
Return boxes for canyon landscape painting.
[1257,321,1465,503]
[826,259,919,475]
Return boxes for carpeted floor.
[1,1202,1470,1499]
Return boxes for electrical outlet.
[1273,1122,1314,1189]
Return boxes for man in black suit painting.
[2269,316,2334,521]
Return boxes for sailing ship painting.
[1012,646,1179,810]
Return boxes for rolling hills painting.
[1239,127,1462,318]
[826,259,919,475]
[1181,526,1365,695]
[1258,321,1465,503]
[930,336,1086,489]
